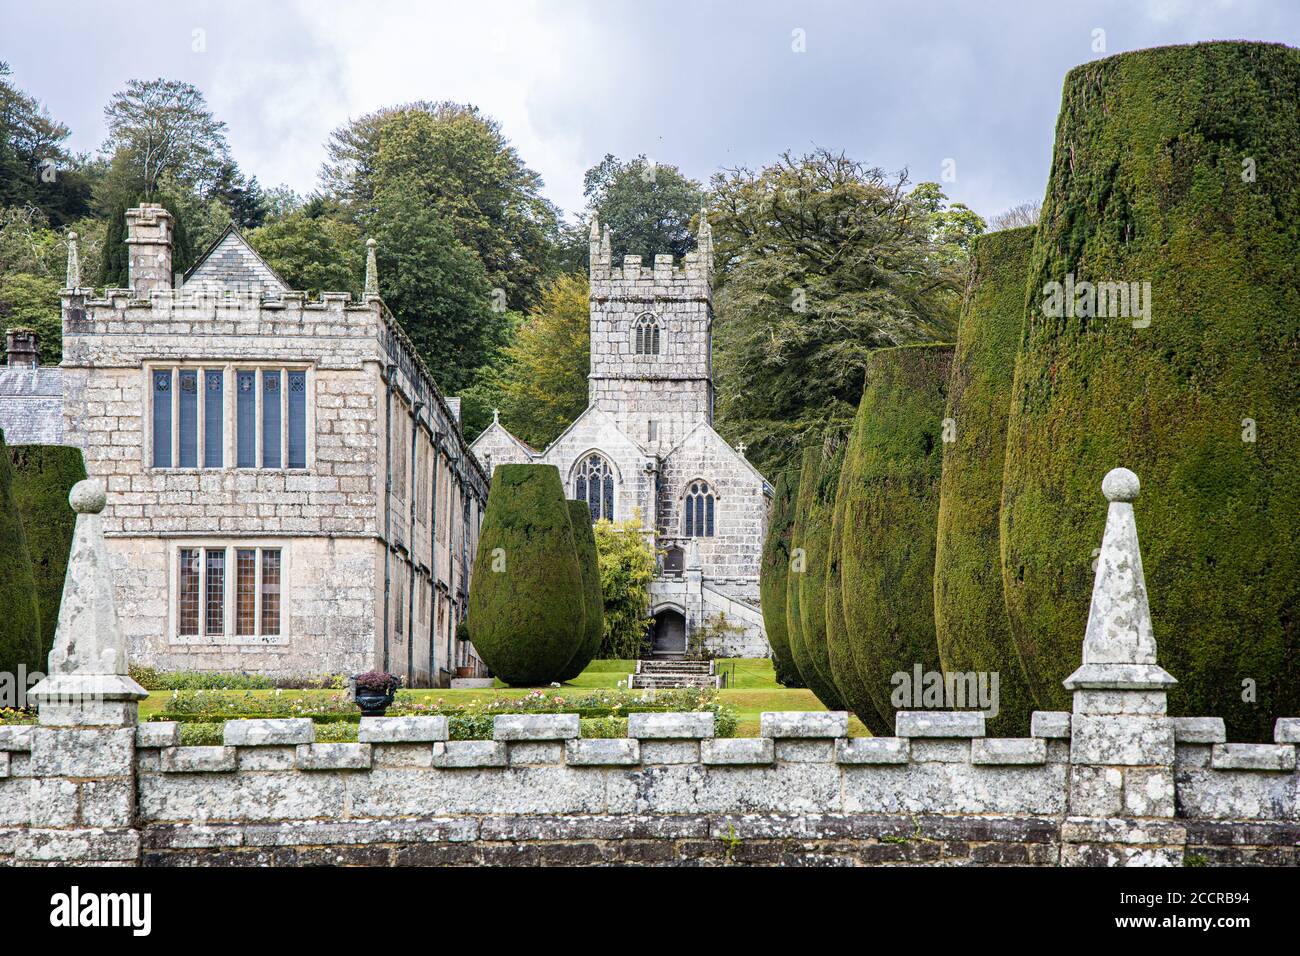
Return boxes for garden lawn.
[136,658,871,736]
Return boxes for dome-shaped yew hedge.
[836,344,952,728]
[759,468,804,687]
[467,464,586,686]
[933,227,1034,736]
[557,499,604,682]
[1000,41,1300,740]
[0,429,41,677]
[786,446,845,709]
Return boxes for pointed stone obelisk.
[22,480,147,865]
[364,237,379,298]
[1061,468,1182,866]
[64,231,81,291]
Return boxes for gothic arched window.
[574,453,615,522]
[684,480,716,537]
[633,313,661,355]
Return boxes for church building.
[471,215,772,657]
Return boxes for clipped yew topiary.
[759,468,804,687]
[7,444,87,666]
[1000,42,1300,741]
[933,228,1035,736]
[467,464,586,686]
[0,429,42,677]
[557,500,604,682]
[837,345,952,727]
[786,446,845,710]
[826,417,890,736]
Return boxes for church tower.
[587,214,714,450]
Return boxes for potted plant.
[353,670,402,716]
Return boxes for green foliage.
[371,190,499,396]
[1000,41,1300,740]
[0,274,62,364]
[246,212,362,297]
[592,513,656,659]
[758,468,805,687]
[0,62,94,225]
[325,101,559,312]
[467,464,585,686]
[0,430,41,677]
[711,149,963,473]
[797,440,854,710]
[558,500,605,681]
[786,447,845,710]
[581,153,705,263]
[933,227,1035,736]
[836,345,952,731]
[6,445,86,661]
[491,273,591,447]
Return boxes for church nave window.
[684,480,716,537]
[575,453,615,522]
[633,314,661,355]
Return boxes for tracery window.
[633,314,660,355]
[684,480,715,537]
[574,454,615,522]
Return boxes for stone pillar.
[1062,468,1183,866]
[4,327,39,367]
[125,202,174,295]
[21,480,148,866]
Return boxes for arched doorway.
[649,608,686,659]
[663,545,684,576]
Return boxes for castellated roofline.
[587,210,714,287]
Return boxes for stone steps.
[629,659,720,689]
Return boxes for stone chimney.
[446,397,462,427]
[5,327,39,367]
[125,202,174,295]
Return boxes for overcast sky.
[3,1,1298,222]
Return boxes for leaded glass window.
[684,481,715,537]
[574,453,615,522]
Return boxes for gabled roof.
[469,413,539,459]
[667,418,773,495]
[0,366,65,444]
[182,224,290,297]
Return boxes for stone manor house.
[472,215,772,657]
[0,204,488,687]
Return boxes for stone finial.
[492,408,501,425]
[26,480,148,703]
[697,207,713,260]
[65,231,81,290]
[600,225,612,267]
[364,238,379,298]
[588,214,600,243]
[685,536,702,571]
[1063,468,1176,692]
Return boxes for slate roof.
[183,224,290,297]
[0,366,65,444]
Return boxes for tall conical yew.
[557,500,604,682]
[7,444,87,668]
[837,345,952,727]
[0,429,42,677]
[786,446,845,709]
[759,468,804,687]
[1000,41,1300,740]
[468,464,585,686]
[933,228,1034,736]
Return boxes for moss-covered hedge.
[1000,41,1300,740]
[836,345,952,728]
[557,500,604,682]
[0,429,41,676]
[933,228,1035,736]
[7,445,86,664]
[467,464,585,686]
[759,468,804,687]
[796,440,851,710]
[786,447,845,709]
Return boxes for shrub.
[1000,42,1300,740]
[759,468,804,687]
[836,344,952,730]
[933,228,1035,736]
[7,445,87,663]
[0,429,41,677]
[592,512,656,659]
[557,500,605,681]
[467,464,586,686]
[786,446,845,710]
